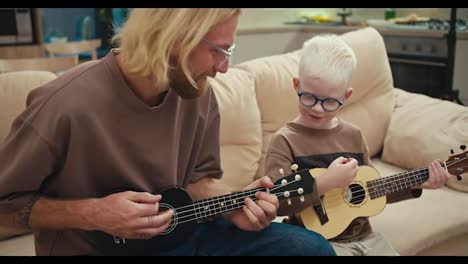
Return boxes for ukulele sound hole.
[344,183,365,205]
[159,203,177,235]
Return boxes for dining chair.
[0,45,46,59]
[44,39,102,60]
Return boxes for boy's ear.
[293,77,299,92]
[345,87,353,100]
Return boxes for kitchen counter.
[238,23,468,39]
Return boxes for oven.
[0,8,35,45]
[382,18,467,104]
[384,35,449,98]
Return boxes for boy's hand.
[415,160,453,189]
[316,157,359,195]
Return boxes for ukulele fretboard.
[367,167,429,199]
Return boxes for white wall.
[238,8,468,28]
[232,32,299,64]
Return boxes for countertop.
[237,23,468,40]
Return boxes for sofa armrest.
[382,88,468,169]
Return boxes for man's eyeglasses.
[203,38,236,68]
[297,83,345,112]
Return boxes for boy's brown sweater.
[264,119,422,242]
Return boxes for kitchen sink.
[285,21,344,26]
[284,20,367,27]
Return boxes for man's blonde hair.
[299,34,357,89]
[112,8,241,92]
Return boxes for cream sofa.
[209,27,468,256]
[1,27,467,256]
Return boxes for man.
[0,9,335,256]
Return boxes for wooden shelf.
[33,8,43,45]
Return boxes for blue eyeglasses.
[297,82,345,112]
[203,38,236,67]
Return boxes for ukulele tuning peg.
[290,164,299,172]
[279,168,285,176]
[113,236,126,244]
[299,195,305,202]
[287,198,292,205]
[450,149,454,154]
[460,145,466,151]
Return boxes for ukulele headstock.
[272,164,314,204]
[445,145,468,180]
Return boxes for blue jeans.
[158,218,336,256]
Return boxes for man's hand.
[91,191,174,239]
[224,176,279,232]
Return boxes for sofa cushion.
[370,181,468,255]
[234,50,301,179]
[371,158,468,256]
[0,233,35,255]
[337,27,395,157]
[0,71,57,142]
[447,175,468,193]
[382,89,468,192]
[210,68,262,190]
[235,27,394,179]
[0,227,30,242]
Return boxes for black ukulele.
[92,169,314,255]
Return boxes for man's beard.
[169,69,210,99]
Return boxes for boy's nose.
[310,103,324,112]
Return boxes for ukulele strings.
[166,179,304,225]
[308,156,467,204]
[159,156,468,226]
[314,161,467,205]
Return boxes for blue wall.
[40,8,131,58]
[41,8,96,42]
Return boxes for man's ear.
[345,87,353,100]
[293,77,299,93]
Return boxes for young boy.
[264,34,453,256]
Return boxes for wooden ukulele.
[296,148,467,239]
[92,169,315,255]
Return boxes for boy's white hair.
[299,34,357,89]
